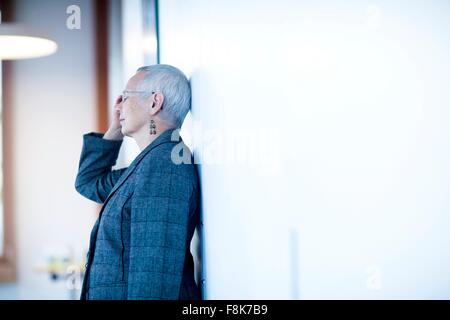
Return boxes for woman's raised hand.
[103,95,124,141]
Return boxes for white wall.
[0,0,97,299]
[159,0,450,299]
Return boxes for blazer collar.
[132,127,179,165]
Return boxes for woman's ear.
[149,92,164,115]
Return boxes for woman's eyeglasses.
[121,90,156,102]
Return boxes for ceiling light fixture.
[0,11,58,60]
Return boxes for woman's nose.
[115,96,123,110]
[116,95,123,106]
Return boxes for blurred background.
[1,0,450,299]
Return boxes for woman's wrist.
[103,127,124,141]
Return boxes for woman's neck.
[133,123,175,151]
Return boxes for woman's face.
[118,73,150,137]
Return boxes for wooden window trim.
[0,0,16,282]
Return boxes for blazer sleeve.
[75,132,127,204]
[127,163,195,300]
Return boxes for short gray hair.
[136,64,191,128]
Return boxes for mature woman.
[75,64,200,300]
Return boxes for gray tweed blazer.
[75,128,201,300]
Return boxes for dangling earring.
[149,119,157,135]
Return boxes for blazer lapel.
[102,128,179,209]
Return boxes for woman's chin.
[121,127,129,137]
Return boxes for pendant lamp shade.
[0,23,58,60]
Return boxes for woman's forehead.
[126,72,146,90]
